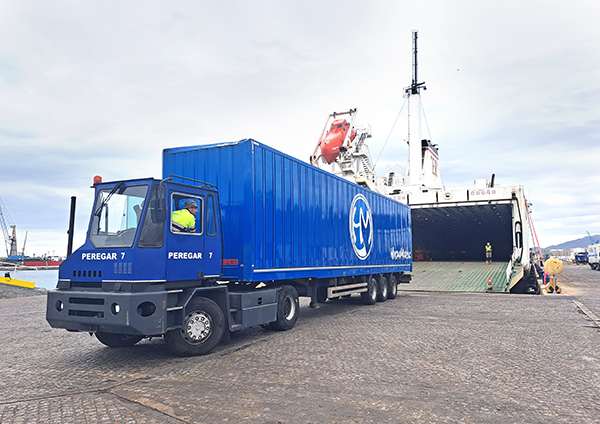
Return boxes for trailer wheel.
[165,297,225,356]
[361,277,377,305]
[377,276,388,302]
[269,285,299,331]
[95,332,143,348]
[387,274,398,299]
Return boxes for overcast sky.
[1,0,599,257]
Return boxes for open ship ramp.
[394,184,540,294]
[402,261,510,292]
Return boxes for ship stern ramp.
[405,187,538,294]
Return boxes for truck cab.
[47,176,229,353]
[62,176,222,285]
[574,251,588,265]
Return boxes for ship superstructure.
[311,30,541,294]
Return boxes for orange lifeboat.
[320,119,350,164]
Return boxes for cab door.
[166,191,205,282]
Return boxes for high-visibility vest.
[172,209,196,232]
[485,245,492,252]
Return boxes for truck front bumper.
[46,289,168,336]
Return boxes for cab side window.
[171,194,203,234]
[206,194,217,236]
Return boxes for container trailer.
[47,139,412,356]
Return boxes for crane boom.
[0,196,15,257]
[0,196,21,259]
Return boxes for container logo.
[350,194,373,260]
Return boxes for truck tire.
[95,332,143,348]
[165,297,225,356]
[361,277,377,305]
[377,275,388,302]
[269,285,299,331]
[387,274,398,299]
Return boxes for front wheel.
[165,297,225,356]
[95,332,143,348]
[269,285,299,331]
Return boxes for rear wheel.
[387,274,398,299]
[377,276,388,302]
[269,285,299,331]
[165,297,225,356]
[95,332,143,348]
[361,277,377,305]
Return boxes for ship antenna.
[406,30,426,96]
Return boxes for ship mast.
[405,30,426,186]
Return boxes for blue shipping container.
[163,139,412,282]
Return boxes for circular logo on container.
[350,194,373,260]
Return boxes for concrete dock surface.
[0,264,598,423]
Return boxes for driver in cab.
[172,200,198,232]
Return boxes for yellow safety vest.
[172,209,196,232]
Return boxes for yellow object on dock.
[1,275,35,289]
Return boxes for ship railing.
[0,261,39,280]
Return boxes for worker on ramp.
[485,242,492,264]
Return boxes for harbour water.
[2,269,58,290]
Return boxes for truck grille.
[67,297,105,318]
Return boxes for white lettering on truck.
[168,252,203,260]
[81,252,118,260]
[390,247,411,260]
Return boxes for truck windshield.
[89,184,149,248]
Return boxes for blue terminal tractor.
[47,139,412,356]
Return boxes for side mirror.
[154,200,166,222]
[149,184,167,223]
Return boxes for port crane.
[0,196,26,260]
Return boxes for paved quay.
[0,264,598,423]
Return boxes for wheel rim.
[283,295,297,321]
[390,278,397,296]
[182,311,212,344]
[381,280,388,298]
